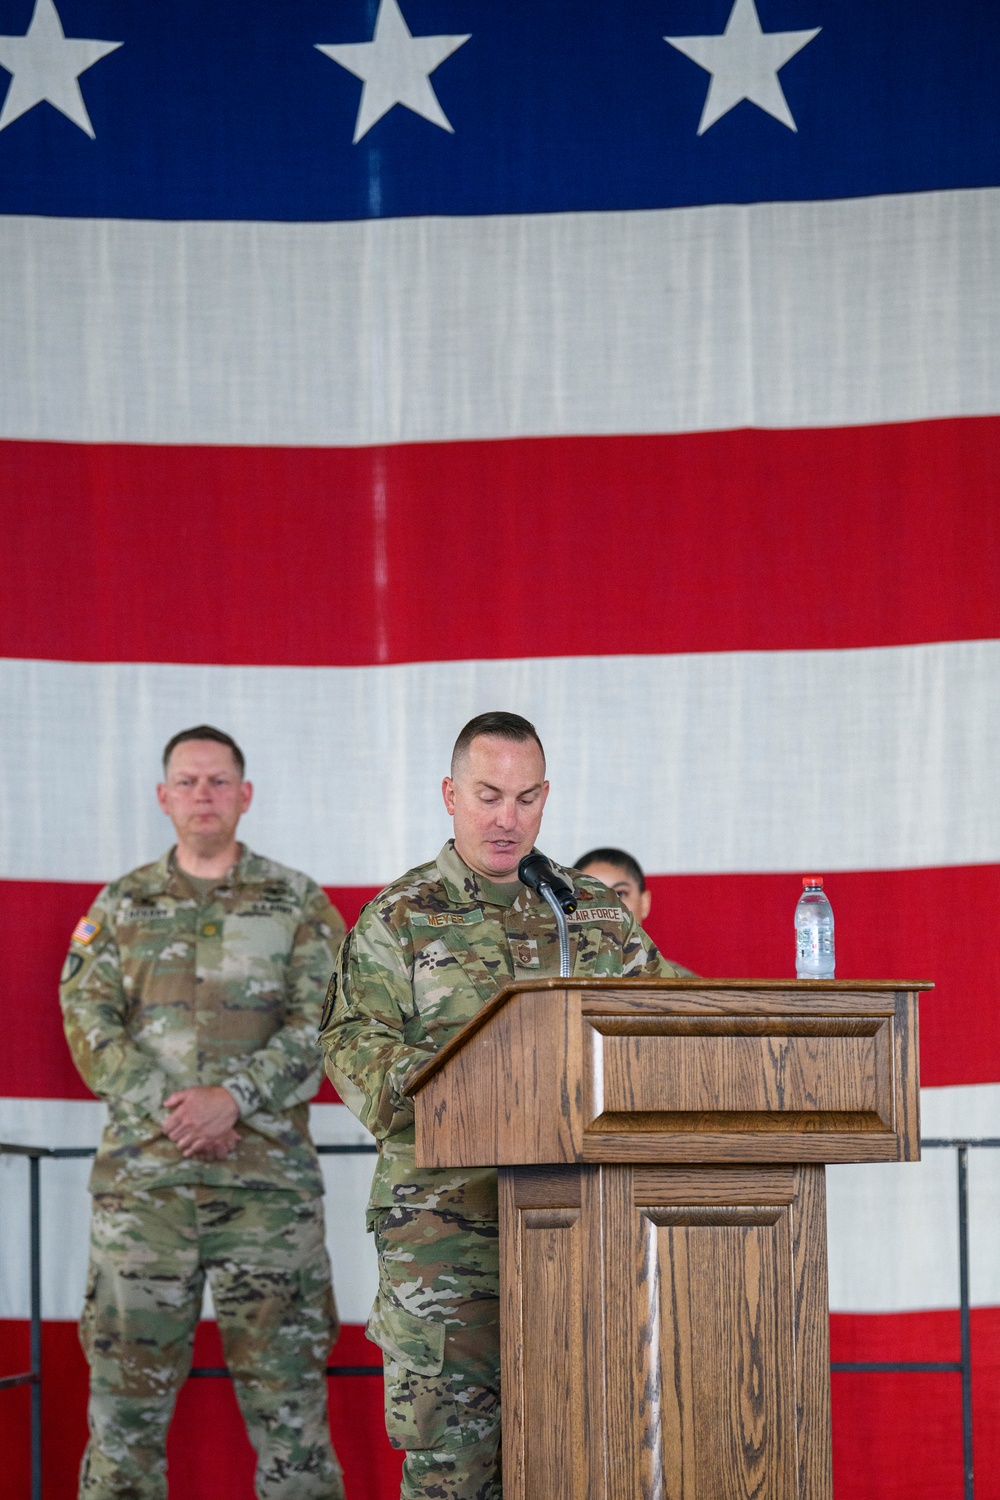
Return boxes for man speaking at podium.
[320,711,688,1500]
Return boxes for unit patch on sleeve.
[61,952,84,983]
[71,918,101,946]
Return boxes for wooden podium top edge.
[402,977,933,1097]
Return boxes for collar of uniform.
[142,848,181,898]
[436,839,525,909]
[220,845,272,891]
[152,843,263,899]
[435,841,487,905]
[435,839,564,917]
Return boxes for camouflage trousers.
[78,1184,344,1500]
[368,1207,501,1500]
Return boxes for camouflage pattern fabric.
[60,845,345,1195]
[320,840,691,1497]
[79,1184,343,1500]
[370,1207,501,1500]
[320,839,690,1219]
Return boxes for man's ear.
[442,776,456,815]
[639,889,652,923]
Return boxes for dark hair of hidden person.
[450,710,545,775]
[162,724,246,776]
[575,846,646,892]
[575,846,654,925]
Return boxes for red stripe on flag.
[3,416,999,666]
[645,865,998,1089]
[831,1308,1000,1500]
[2,866,996,1098]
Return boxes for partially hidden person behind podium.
[319,711,690,1500]
[60,725,347,1500]
[575,845,653,924]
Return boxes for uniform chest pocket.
[412,928,506,1004]
[441,925,513,1000]
[223,913,294,965]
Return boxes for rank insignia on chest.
[411,909,485,927]
[71,917,101,945]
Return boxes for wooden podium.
[405,978,929,1500]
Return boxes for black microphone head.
[517,852,549,890]
[517,852,578,914]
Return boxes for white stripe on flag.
[2,641,999,885]
[1,188,998,446]
[828,1083,1000,1312]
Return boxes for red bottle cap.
[802,876,824,889]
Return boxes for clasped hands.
[163,1085,240,1160]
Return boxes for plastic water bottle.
[795,876,835,979]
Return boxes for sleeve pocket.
[366,1292,445,1375]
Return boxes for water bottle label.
[797,927,824,960]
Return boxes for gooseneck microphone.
[517,853,578,914]
[518,852,577,977]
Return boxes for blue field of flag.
[0,0,998,222]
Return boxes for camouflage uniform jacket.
[60,845,345,1196]
[320,840,688,1222]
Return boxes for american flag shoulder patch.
[71,918,101,946]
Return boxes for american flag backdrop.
[1,0,1000,1495]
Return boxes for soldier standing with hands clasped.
[61,726,346,1500]
[320,711,690,1500]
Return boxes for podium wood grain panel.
[632,1166,796,1204]
[790,1165,833,1498]
[893,989,922,1159]
[578,1126,905,1164]
[650,1205,795,1500]
[592,1028,886,1118]
[500,1162,831,1500]
[577,984,911,1017]
[519,1207,586,1500]
[500,1168,593,1500]
[408,980,925,1166]
[409,982,924,1500]
[414,987,583,1167]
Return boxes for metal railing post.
[28,1152,42,1500]
[958,1144,974,1500]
